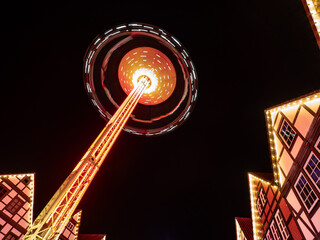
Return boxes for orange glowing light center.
[118,47,176,105]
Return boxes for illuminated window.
[304,153,320,190]
[259,188,267,205]
[270,220,281,240]
[256,188,267,216]
[275,209,290,240]
[279,120,296,148]
[0,185,8,199]
[6,197,24,215]
[265,230,273,240]
[315,135,320,152]
[66,221,75,231]
[256,199,263,216]
[295,174,318,212]
[4,232,18,240]
[22,177,30,185]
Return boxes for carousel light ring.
[83,23,198,136]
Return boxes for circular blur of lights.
[118,47,176,105]
[84,23,198,136]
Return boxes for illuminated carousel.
[22,23,198,240]
[84,23,198,136]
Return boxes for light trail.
[22,76,151,240]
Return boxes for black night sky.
[0,1,319,239]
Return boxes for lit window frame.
[256,187,267,216]
[21,176,31,186]
[315,135,320,153]
[294,173,319,212]
[304,152,320,191]
[265,230,273,240]
[4,232,18,240]
[259,187,267,205]
[6,196,24,215]
[270,220,281,240]
[66,221,75,231]
[279,119,296,148]
[275,209,290,240]
[256,198,263,216]
[0,184,8,200]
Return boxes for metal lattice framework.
[21,22,198,240]
[22,77,150,240]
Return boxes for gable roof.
[248,172,273,183]
[78,234,106,240]
[248,173,279,240]
[300,0,320,48]
[235,217,253,240]
[264,89,320,186]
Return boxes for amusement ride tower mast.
[22,23,198,240]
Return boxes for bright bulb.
[132,68,158,94]
[118,46,176,105]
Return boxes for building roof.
[248,172,274,184]
[265,89,320,113]
[248,173,279,240]
[300,0,320,48]
[235,217,253,240]
[78,234,106,240]
[264,89,320,186]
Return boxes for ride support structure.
[22,77,150,240]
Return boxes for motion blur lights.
[84,23,198,136]
[133,68,157,93]
[118,46,176,105]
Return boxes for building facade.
[0,174,34,240]
[0,173,105,240]
[235,90,320,240]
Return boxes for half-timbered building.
[0,173,34,240]
[0,173,106,240]
[236,90,320,240]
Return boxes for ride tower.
[22,23,198,240]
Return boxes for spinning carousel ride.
[22,23,198,240]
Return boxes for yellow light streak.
[22,76,150,240]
